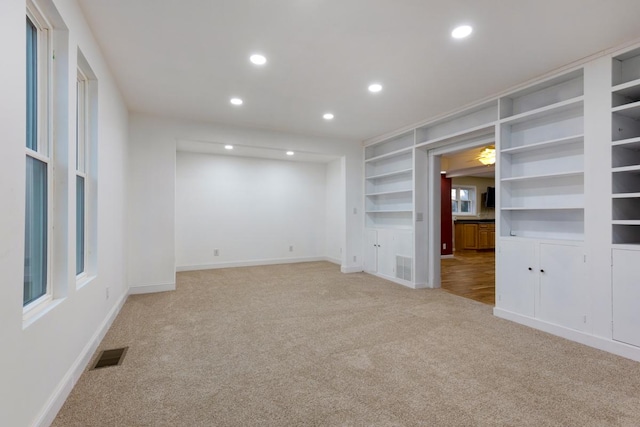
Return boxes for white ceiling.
[78,0,640,142]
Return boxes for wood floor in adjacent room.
[441,249,495,305]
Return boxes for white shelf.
[365,147,412,163]
[365,190,412,197]
[501,206,583,211]
[365,168,412,180]
[500,96,583,125]
[613,220,640,225]
[613,192,640,199]
[501,170,583,182]
[612,78,640,99]
[501,134,583,154]
[415,123,496,147]
[366,209,413,214]
[612,136,640,148]
[612,101,640,119]
[612,243,640,250]
[613,165,640,173]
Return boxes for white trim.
[493,308,640,363]
[129,282,176,295]
[325,256,341,265]
[441,254,454,259]
[341,265,364,273]
[33,290,128,427]
[176,256,328,272]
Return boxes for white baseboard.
[128,282,176,295]
[35,290,128,427]
[341,265,364,273]
[441,254,454,259]
[493,307,640,363]
[325,256,341,266]
[176,256,328,272]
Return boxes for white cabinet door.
[496,239,536,317]
[364,230,378,273]
[613,249,640,347]
[538,243,587,331]
[376,229,396,278]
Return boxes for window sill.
[76,274,96,290]
[23,297,65,330]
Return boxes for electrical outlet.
[353,207,357,214]
[214,249,219,256]
[443,243,447,250]
[353,255,357,262]
[106,287,109,299]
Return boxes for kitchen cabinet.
[455,221,495,251]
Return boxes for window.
[24,5,51,308]
[76,69,87,277]
[452,186,476,216]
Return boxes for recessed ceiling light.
[323,113,334,120]
[250,54,267,65]
[286,151,294,156]
[368,83,383,93]
[452,25,473,39]
[225,145,233,150]
[230,98,243,106]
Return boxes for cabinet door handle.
[528,267,532,271]
[540,269,545,273]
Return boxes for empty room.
[4,0,640,425]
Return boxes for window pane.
[26,17,38,151]
[76,175,85,275]
[460,189,470,201]
[451,189,456,200]
[452,200,458,213]
[24,156,48,305]
[461,200,471,213]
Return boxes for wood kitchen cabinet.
[455,222,495,251]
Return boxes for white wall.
[128,113,363,289]
[0,0,129,425]
[325,158,345,263]
[176,152,330,269]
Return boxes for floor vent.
[91,347,128,370]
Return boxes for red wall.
[441,174,453,255]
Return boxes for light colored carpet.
[54,262,640,426]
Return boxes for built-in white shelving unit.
[365,131,414,229]
[499,69,585,241]
[612,47,640,246]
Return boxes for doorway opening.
[424,133,496,305]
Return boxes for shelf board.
[612,100,640,119]
[501,206,584,211]
[365,190,412,197]
[415,123,496,148]
[366,209,413,214]
[612,136,640,150]
[501,134,583,154]
[612,220,640,225]
[365,168,413,180]
[501,170,583,182]
[500,96,583,125]
[612,164,640,174]
[612,78,640,101]
[365,147,412,163]
[612,243,640,250]
[612,192,640,199]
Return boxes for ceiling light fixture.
[224,145,233,150]
[323,113,334,120]
[230,98,243,106]
[477,146,496,165]
[368,83,383,93]
[452,25,473,39]
[286,151,294,156]
[250,54,267,65]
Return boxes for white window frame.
[451,185,477,217]
[76,67,88,281]
[24,1,53,315]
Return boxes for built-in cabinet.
[364,228,413,283]
[362,41,640,359]
[611,47,640,349]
